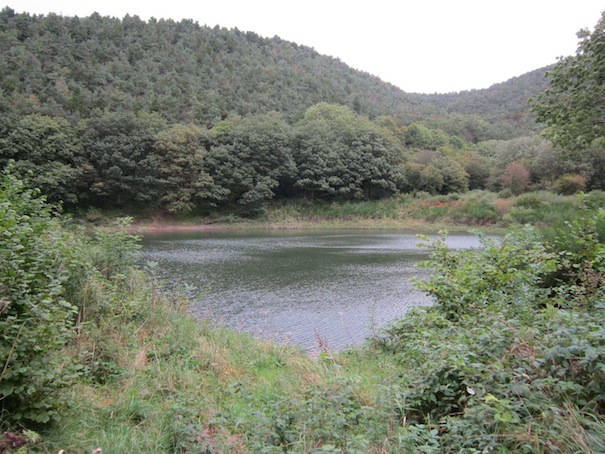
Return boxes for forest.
[1,7,603,218]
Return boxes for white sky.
[5,1,604,93]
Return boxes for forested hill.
[6,7,595,216]
[0,7,545,131]
[0,7,417,125]
[422,67,551,137]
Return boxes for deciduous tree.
[203,112,295,214]
[0,114,88,206]
[154,123,213,213]
[532,10,605,151]
[81,112,166,207]
[294,103,401,199]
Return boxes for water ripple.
[141,229,487,353]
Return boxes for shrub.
[499,162,530,195]
[556,173,587,195]
[514,192,547,209]
[0,170,79,425]
[416,227,557,321]
[458,191,499,222]
[373,208,605,451]
[584,190,605,209]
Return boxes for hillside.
[421,66,551,138]
[0,7,545,132]
[4,7,601,215]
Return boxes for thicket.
[0,170,79,424]
[0,168,145,426]
[371,204,605,452]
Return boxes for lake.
[140,229,485,353]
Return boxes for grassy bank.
[81,190,605,235]
[2,178,605,452]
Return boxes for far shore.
[121,217,505,235]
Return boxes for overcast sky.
[5,1,604,93]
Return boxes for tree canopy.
[532,10,605,151]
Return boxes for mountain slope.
[0,7,547,135]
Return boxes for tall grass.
[265,190,593,231]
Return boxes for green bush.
[556,173,587,195]
[372,209,605,452]
[514,192,547,209]
[459,192,499,222]
[584,190,605,209]
[415,227,556,320]
[0,170,79,425]
[0,169,145,427]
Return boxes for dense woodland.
[0,7,603,216]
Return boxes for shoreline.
[123,217,506,235]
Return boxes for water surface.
[141,229,484,353]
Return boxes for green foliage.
[457,190,499,222]
[243,377,376,452]
[0,8,557,214]
[404,123,449,150]
[203,112,296,214]
[509,191,578,225]
[415,227,556,320]
[584,190,605,209]
[0,8,427,125]
[0,170,148,427]
[372,208,605,452]
[556,173,587,195]
[514,192,547,209]
[0,114,88,206]
[400,162,444,195]
[400,150,469,195]
[154,123,213,213]
[0,169,78,425]
[532,10,605,151]
[81,111,166,207]
[293,103,401,200]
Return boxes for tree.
[462,154,490,190]
[400,162,444,194]
[499,162,530,195]
[81,112,166,207]
[0,114,88,206]
[153,123,213,213]
[532,10,605,151]
[433,154,469,194]
[203,112,295,214]
[404,123,449,150]
[294,103,401,200]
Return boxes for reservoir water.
[141,229,484,353]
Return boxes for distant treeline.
[1,8,603,214]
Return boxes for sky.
[5,1,604,94]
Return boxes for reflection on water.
[141,229,485,353]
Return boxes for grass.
[76,190,599,236]
[262,190,591,233]
[30,253,405,452]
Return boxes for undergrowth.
[1,169,604,452]
[264,190,587,230]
